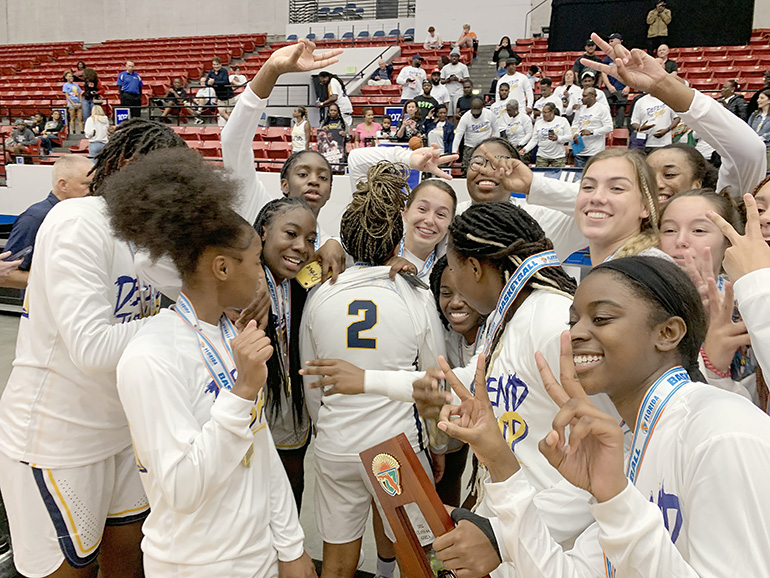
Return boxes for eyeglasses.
[468,154,512,171]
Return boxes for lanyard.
[315,225,321,251]
[604,366,690,576]
[480,250,560,358]
[126,244,161,319]
[398,237,437,279]
[174,292,237,392]
[264,266,291,386]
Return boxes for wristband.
[700,346,731,379]
[449,508,502,562]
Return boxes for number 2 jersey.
[300,265,446,462]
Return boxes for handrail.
[348,41,399,87]
[524,0,552,39]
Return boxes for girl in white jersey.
[437,254,770,577]
[106,148,313,578]
[0,119,187,578]
[291,105,310,152]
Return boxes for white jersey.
[430,83,451,106]
[501,111,534,147]
[523,115,572,159]
[301,266,446,461]
[440,62,470,100]
[452,109,499,153]
[483,381,770,577]
[496,72,533,111]
[117,309,304,574]
[0,196,161,467]
[291,119,308,152]
[533,93,565,116]
[328,77,353,115]
[571,102,613,157]
[397,66,427,101]
[631,93,678,147]
[735,268,770,390]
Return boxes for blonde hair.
[581,148,660,258]
[91,105,109,123]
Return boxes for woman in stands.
[81,68,100,123]
[62,70,83,134]
[555,69,582,123]
[291,105,310,153]
[492,36,518,75]
[319,102,348,167]
[108,148,313,578]
[84,104,110,159]
[38,109,65,155]
[748,89,770,169]
[436,254,770,577]
[396,99,424,143]
[353,107,382,148]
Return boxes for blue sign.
[385,106,402,124]
[114,107,131,125]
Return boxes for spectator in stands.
[456,79,475,121]
[572,39,602,80]
[424,104,455,154]
[0,155,93,289]
[440,48,470,117]
[38,110,64,155]
[748,72,770,117]
[368,58,394,85]
[527,65,542,91]
[656,44,678,75]
[748,90,770,168]
[493,37,519,75]
[572,86,614,167]
[194,74,216,124]
[533,77,564,118]
[415,79,440,119]
[630,90,680,153]
[160,77,200,122]
[317,71,353,128]
[424,26,443,49]
[319,102,347,167]
[30,112,46,136]
[81,68,100,122]
[489,82,511,119]
[228,64,248,94]
[496,58,534,114]
[602,33,631,128]
[207,57,235,124]
[375,114,397,143]
[501,101,534,162]
[72,60,86,83]
[84,104,110,159]
[430,68,451,110]
[556,69,583,123]
[63,71,83,134]
[454,24,477,57]
[579,70,611,112]
[397,54,427,102]
[453,97,498,173]
[117,60,143,119]
[291,105,311,152]
[5,120,36,160]
[720,79,748,121]
[647,0,672,54]
[522,102,571,166]
[354,107,382,148]
[396,99,424,143]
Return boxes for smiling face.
[439,266,482,342]
[576,157,650,249]
[755,181,770,244]
[402,184,455,258]
[659,196,726,277]
[281,152,332,216]
[466,141,514,204]
[65,72,74,82]
[540,83,552,97]
[646,148,700,204]
[261,206,317,281]
[364,109,374,123]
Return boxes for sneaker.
[194,118,205,125]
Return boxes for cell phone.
[548,129,555,137]
[4,246,31,261]
[295,260,324,289]
[404,113,411,121]
[399,270,429,290]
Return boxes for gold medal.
[242,444,254,467]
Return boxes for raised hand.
[409,144,459,180]
[266,38,343,75]
[708,193,770,281]
[231,320,274,401]
[535,331,627,503]
[702,278,751,375]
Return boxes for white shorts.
[0,445,148,577]
[314,449,432,544]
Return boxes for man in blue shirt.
[206,57,235,124]
[1,155,93,289]
[601,33,631,128]
[117,60,143,118]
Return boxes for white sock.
[376,555,397,577]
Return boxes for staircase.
[468,44,501,101]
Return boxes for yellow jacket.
[647,8,672,37]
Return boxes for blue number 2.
[347,300,377,349]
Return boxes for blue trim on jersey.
[32,467,100,569]
[412,404,425,452]
[104,509,150,526]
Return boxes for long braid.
[89,119,187,195]
[449,202,577,371]
[340,161,410,265]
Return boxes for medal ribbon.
[398,236,437,279]
[264,266,291,389]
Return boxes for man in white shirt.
[429,68,451,109]
[489,82,512,120]
[630,92,680,151]
[228,64,248,94]
[571,87,614,167]
[194,75,217,123]
[440,48,470,117]
[532,77,564,118]
[452,97,498,174]
[496,58,534,114]
[570,70,610,114]
[396,55,427,102]
[501,100,533,150]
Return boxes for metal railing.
[288,0,414,24]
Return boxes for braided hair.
[89,119,187,195]
[449,201,577,370]
[340,161,410,265]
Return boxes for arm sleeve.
[452,116,467,153]
[630,100,643,128]
[396,68,408,86]
[662,9,672,24]
[5,213,38,270]
[647,10,657,24]
[595,107,614,136]
[524,78,535,109]
[299,304,323,425]
[221,84,280,224]
[698,353,752,401]
[678,90,766,196]
[557,119,572,144]
[489,112,500,138]
[347,146,412,186]
[522,124,539,154]
[734,268,770,375]
[84,118,95,139]
[267,428,306,561]
[117,355,256,515]
[527,173,580,216]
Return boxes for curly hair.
[103,147,249,281]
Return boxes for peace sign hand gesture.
[409,144,459,180]
[536,331,627,503]
[474,143,534,195]
[267,38,343,75]
[708,193,770,281]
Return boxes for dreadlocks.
[89,119,187,195]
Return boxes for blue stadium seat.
[306,33,316,40]
[323,32,336,40]
[357,30,369,38]
[341,31,354,39]
[317,6,330,19]
[287,34,298,42]
[330,7,344,17]
[372,30,386,38]
[404,28,415,39]
[344,2,356,8]
[388,29,401,37]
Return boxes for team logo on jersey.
[488,373,530,451]
[372,453,402,496]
